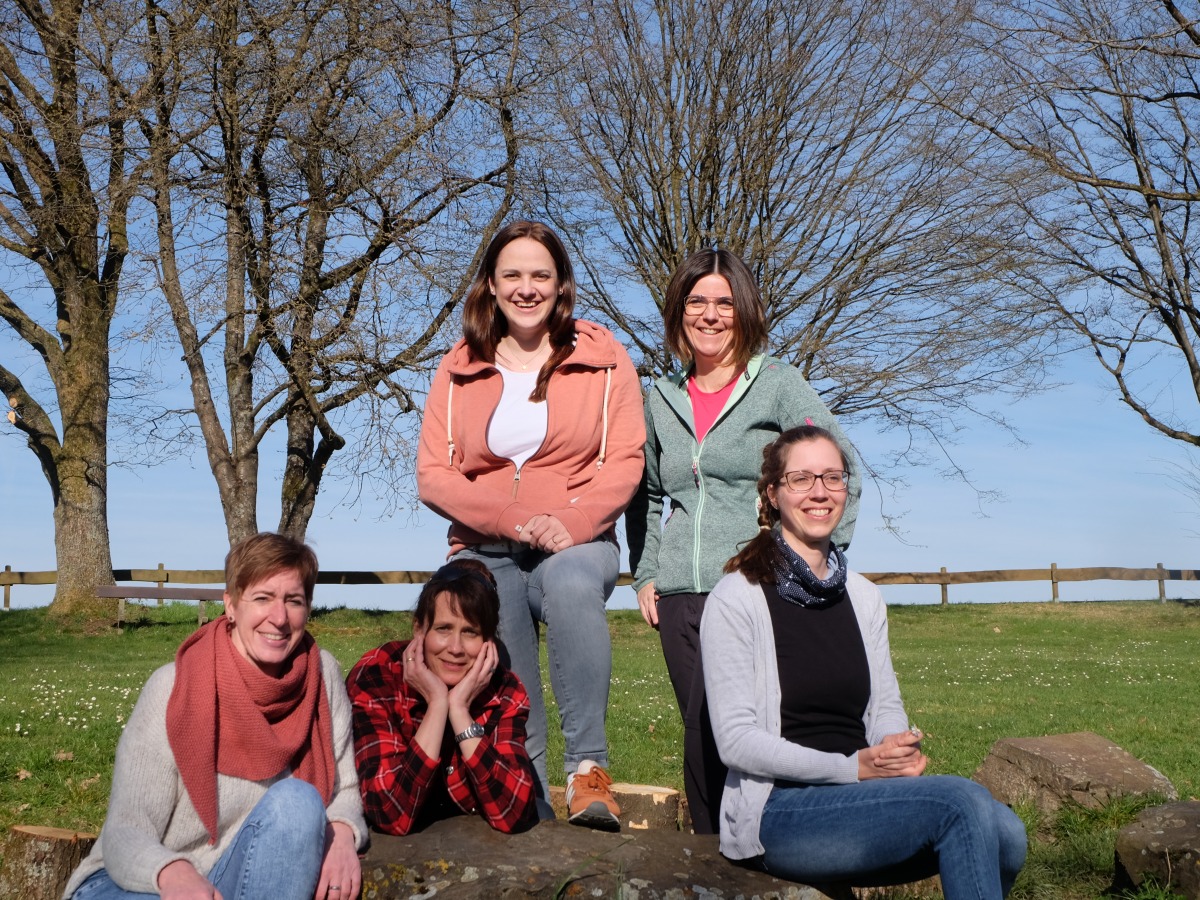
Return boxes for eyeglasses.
[684,295,736,316]
[778,470,849,493]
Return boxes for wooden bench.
[95,585,225,629]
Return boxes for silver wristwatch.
[454,722,485,744]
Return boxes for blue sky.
[3,349,1198,611]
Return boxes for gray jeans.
[456,537,618,801]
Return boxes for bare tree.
[0,0,192,615]
[546,0,1060,466]
[137,0,528,542]
[3,0,544,615]
[948,0,1200,448]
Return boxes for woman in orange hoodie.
[417,220,645,831]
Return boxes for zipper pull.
[692,459,699,487]
[512,469,521,498]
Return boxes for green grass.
[2,600,1198,899]
[886,602,1199,800]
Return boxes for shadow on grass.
[309,606,407,620]
[118,616,194,631]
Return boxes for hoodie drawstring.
[596,367,611,470]
[446,378,456,464]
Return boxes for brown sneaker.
[566,762,621,832]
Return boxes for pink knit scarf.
[166,616,335,842]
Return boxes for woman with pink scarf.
[64,533,366,900]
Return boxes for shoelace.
[580,767,611,791]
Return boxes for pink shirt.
[688,372,741,444]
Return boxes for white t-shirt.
[487,366,548,470]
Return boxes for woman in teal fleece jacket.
[626,249,860,833]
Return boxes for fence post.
[1050,562,1059,602]
[3,565,10,611]
[156,562,166,607]
[940,567,948,606]
[1157,563,1166,603]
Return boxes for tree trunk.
[50,476,115,620]
[277,393,345,540]
[0,826,96,900]
[212,425,259,547]
[0,0,124,622]
[46,304,115,620]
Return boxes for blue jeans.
[759,775,1026,899]
[457,538,619,801]
[72,779,327,900]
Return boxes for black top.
[765,582,870,757]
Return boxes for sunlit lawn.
[2,599,1197,898]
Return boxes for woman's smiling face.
[225,568,310,676]
[488,237,560,343]
[421,592,485,687]
[682,273,739,370]
[766,437,848,556]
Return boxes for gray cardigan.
[64,650,367,898]
[627,354,860,597]
[700,569,909,860]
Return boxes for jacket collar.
[657,354,766,434]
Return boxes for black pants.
[657,592,727,834]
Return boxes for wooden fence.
[863,564,1198,604]
[3,562,1199,609]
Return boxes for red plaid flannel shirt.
[346,640,537,835]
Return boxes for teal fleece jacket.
[627,355,860,597]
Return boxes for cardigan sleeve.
[770,363,861,550]
[321,651,369,847]
[543,339,646,546]
[852,575,911,744]
[626,396,663,592]
[701,575,860,786]
[96,665,195,893]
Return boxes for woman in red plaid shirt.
[346,560,538,834]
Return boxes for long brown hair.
[724,425,851,584]
[461,220,577,402]
[662,249,767,369]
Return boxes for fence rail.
[4,563,1200,609]
[864,564,1199,604]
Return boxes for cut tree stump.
[0,825,96,900]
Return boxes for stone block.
[1114,801,1200,898]
[972,731,1176,815]
[360,815,850,899]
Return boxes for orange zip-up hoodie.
[417,320,646,555]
